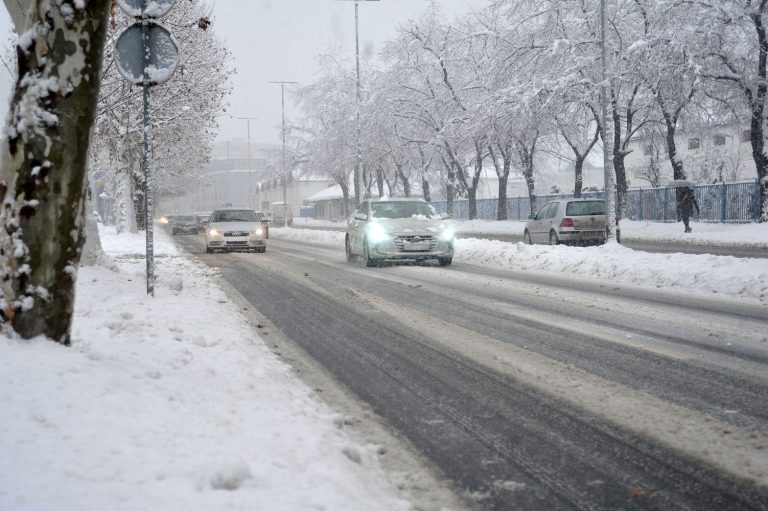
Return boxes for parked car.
[523,198,620,245]
[255,210,270,238]
[346,198,454,267]
[171,215,199,235]
[195,212,211,230]
[271,202,293,227]
[206,208,267,253]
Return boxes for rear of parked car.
[524,199,619,245]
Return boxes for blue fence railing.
[431,181,761,223]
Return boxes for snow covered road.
[174,232,768,510]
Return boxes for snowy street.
[171,228,768,510]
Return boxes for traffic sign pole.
[114,0,179,296]
[142,19,154,296]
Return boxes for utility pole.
[334,0,381,205]
[600,0,617,241]
[268,81,298,227]
[236,117,260,209]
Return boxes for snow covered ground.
[272,227,768,304]
[0,226,411,511]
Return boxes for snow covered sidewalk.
[0,226,411,511]
[272,227,768,304]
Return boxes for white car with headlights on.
[206,208,267,254]
[345,198,454,267]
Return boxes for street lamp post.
[600,0,617,241]
[236,117,260,209]
[269,81,298,227]
[334,0,380,205]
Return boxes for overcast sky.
[0,0,487,146]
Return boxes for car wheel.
[549,231,559,246]
[345,236,354,262]
[206,247,213,254]
[172,229,178,236]
[438,257,452,267]
[363,238,378,267]
[524,230,533,245]
[192,230,198,235]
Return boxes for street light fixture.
[268,81,298,227]
[333,0,380,206]
[236,116,260,209]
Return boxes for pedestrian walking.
[678,186,699,233]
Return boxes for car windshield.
[566,201,605,216]
[177,216,195,222]
[371,202,435,219]
[255,212,267,221]
[210,210,258,222]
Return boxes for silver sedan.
[346,198,454,267]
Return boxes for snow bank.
[454,239,768,303]
[0,225,410,511]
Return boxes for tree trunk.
[133,159,146,230]
[573,155,585,198]
[376,166,384,197]
[468,141,486,220]
[422,177,431,203]
[516,135,538,215]
[613,152,629,220]
[0,0,111,343]
[749,6,768,221]
[611,91,630,220]
[339,180,350,217]
[81,181,116,270]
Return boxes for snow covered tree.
[690,0,768,221]
[0,0,111,343]
[92,1,231,231]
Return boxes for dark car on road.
[171,215,199,235]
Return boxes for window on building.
[688,138,701,150]
[742,129,751,143]
[713,134,726,146]
[643,145,653,156]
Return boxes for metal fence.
[431,181,761,223]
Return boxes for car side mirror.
[354,213,367,221]
[528,214,535,220]
[439,212,451,220]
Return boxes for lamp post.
[600,0,617,241]
[269,81,298,227]
[236,117,260,209]
[333,0,380,205]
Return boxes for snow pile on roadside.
[0,225,410,511]
[274,227,768,303]
[274,226,345,246]
[455,238,768,303]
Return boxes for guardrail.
[431,181,760,223]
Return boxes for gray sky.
[0,0,487,146]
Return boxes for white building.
[624,124,755,186]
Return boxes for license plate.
[403,241,430,251]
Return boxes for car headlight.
[159,217,168,225]
[253,228,264,236]
[208,229,220,237]
[367,223,390,243]
[438,228,455,241]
